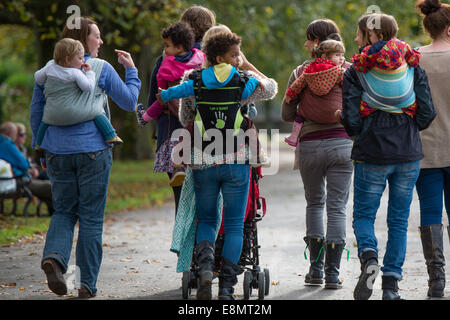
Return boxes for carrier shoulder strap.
[189,69,204,104]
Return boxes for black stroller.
[182,166,269,300]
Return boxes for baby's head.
[312,38,346,66]
[162,21,195,57]
[367,13,398,44]
[54,38,85,69]
[201,24,232,49]
[201,25,235,68]
[180,6,216,43]
[203,32,242,68]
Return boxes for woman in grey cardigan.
[281,19,353,289]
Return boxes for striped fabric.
[356,63,416,113]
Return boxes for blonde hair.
[201,24,233,68]
[312,39,346,59]
[53,38,84,67]
[201,24,232,48]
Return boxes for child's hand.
[334,109,342,124]
[81,64,91,72]
[284,95,292,104]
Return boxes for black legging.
[167,172,182,217]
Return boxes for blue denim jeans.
[352,161,420,280]
[416,167,450,227]
[193,164,250,264]
[41,148,113,294]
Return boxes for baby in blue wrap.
[34,38,122,150]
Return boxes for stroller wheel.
[264,268,270,296]
[182,271,191,299]
[243,271,253,300]
[258,271,265,300]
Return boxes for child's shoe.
[136,103,148,127]
[106,136,123,145]
[169,166,186,187]
[284,121,303,147]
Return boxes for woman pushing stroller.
[158,31,277,300]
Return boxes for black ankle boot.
[353,250,379,300]
[419,224,446,298]
[218,258,243,300]
[382,276,403,300]
[303,236,325,285]
[195,241,215,300]
[324,241,345,289]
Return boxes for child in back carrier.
[136,21,206,187]
[199,25,267,166]
[349,22,421,119]
[336,16,422,126]
[283,38,346,146]
[34,38,122,150]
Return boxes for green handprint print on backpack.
[212,111,227,129]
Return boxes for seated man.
[15,122,47,180]
[0,122,53,213]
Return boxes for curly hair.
[161,21,194,51]
[181,6,216,42]
[203,32,241,66]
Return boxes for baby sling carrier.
[188,69,256,160]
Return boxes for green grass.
[0,160,173,246]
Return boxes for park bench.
[0,159,50,217]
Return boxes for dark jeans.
[41,148,113,294]
[416,167,450,226]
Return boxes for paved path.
[0,144,449,300]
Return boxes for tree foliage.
[0,0,432,159]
